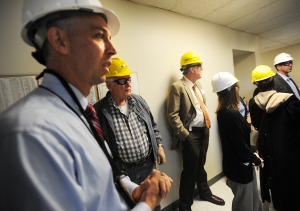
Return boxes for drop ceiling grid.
[129,0,180,10]
[202,0,277,26]
[261,21,300,41]
[170,0,232,18]
[244,12,300,35]
[227,0,289,32]
[126,0,300,52]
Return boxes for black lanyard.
[37,69,136,208]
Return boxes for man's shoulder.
[170,78,185,88]
[274,73,285,83]
[131,94,149,109]
[174,77,184,84]
[0,89,75,134]
[94,93,110,111]
[274,73,281,81]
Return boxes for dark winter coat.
[249,90,300,211]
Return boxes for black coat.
[249,91,300,211]
[274,73,300,96]
[217,108,261,184]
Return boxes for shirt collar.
[70,83,88,109]
[277,72,291,81]
[42,72,88,110]
[183,76,194,88]
[108,93,135,110]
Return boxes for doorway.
[232,49,256,101]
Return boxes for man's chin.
[98,75,106,84]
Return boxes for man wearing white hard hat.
[0,0,172,210]
[273,52,300,100]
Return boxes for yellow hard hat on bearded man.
[106,58,133,78]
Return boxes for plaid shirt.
[108,96,150,163]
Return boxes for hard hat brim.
[21,6,120,48]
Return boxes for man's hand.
[132,169,173,210]
[252,152,264,169]
[157,145,166,165]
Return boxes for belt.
[191,126,206,131]
[126,151,153,166]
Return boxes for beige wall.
[0,0,44,75]
[1,0,264,208]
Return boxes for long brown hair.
[216,83,240,114]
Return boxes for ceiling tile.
[230,0,300,33]
[124,0,300,52]
[202,0,277,25]
[260,21,300,40]
[129,0,180,10]
[171,0,232,18]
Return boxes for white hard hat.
[211,72,239,93]
[273,52,293,65]
[21,0,120,49]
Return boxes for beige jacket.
[167,77,206,149]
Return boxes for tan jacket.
[167,77,206,149]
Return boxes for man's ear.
[106,82,112,90]
[47,27,69,55]
[189,66,195,73]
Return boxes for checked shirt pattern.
[108,96,150,163]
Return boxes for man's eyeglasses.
[112,77,131,85]
[279,61,293,66]
[189,63,202,68]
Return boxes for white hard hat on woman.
[211,72,239,93]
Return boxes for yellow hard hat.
[106,57,133,78]
[180,52,203,67]
[252,65,275,82]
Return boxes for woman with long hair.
[211,72,263,211]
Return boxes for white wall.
[0,0,262,208]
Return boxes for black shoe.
[199,194,225,206]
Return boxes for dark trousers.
[179,127,212,211]
[126,154,161,211]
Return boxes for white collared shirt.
[0,73,150,211]
[184,76,207,130]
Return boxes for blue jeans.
[126,155,160,211]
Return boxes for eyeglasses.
[280,61,293,66]
[189,63,202,68]
[112,77,131,85]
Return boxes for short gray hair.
[105,77,115,83]
[43,16,76,65]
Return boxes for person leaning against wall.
[0,0,173,210]
[166,52,225,211]
[94,57,166,210]
[273,52,300,100]
[249,65,300,211]
[211,72,263,211]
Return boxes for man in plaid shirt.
[94,58,166,192]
